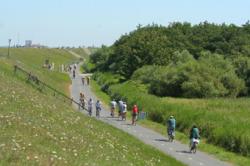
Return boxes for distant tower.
[25,40,32,47]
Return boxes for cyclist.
[118,100,123,118]
[88,98,93,116]
[121,102,127,120]
[73,70,76,79]
[110,99,117,117]
[95,100,102,118]
[79,92,85,109]
[132,105,138,125]
[167,115,176,142]
[189,125,200,152]
[82,77,85,85]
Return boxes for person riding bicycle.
[88,98,93,116]
[95,100,102,118]
[79,92,85,109]
[189,125,200,149]
[82,77,85,85]
[110,99,117,117]
[121,102,127,121]
[132,105,138,125]
[167,115,176,140]
[73,70,76,79]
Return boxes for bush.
[132,51,245,98]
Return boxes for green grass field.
[0,48,184,166]
[0,48,78,93]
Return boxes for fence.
[14,65,85,110]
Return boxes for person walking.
[95,100,102,118]
[132,105,138,125]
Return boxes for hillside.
[0,49,183,166]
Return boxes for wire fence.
[14,65,85,110]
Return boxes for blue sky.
[0,0,249,47]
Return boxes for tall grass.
[106,80,250,156]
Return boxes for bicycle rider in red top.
[132,105,138,125]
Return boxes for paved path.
[70,65,231,166]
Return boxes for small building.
[25,40,32,47]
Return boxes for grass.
[91,72,250,166]
[0,48,77,93]
[69,48,89,58]
[0,49,184,166]
[108,81,250,155]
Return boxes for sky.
[0,0,249,47]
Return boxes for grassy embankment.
[0,48,184,166]
[90,71,250,166]
[0,48,78,94]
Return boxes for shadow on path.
[176,150,192,154]
[155,138,169,142]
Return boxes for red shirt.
[132,106,138,114]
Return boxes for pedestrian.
[88,98,93,116]
[96,100,102,118]
[132,105,138,125]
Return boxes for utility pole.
[7,39,11,58]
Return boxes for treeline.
[90,22,250,98]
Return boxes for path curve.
[70,64,231,166]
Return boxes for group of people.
[81,77,90,85]
[87,98,102,117]
[68,64,77,79]
[110,99,127,119]
[80,91,200,152]
[79,94,102,118]
[167,115,200,152]
[110,99,139,125]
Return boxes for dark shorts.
[132,113,137,117]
